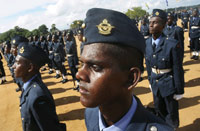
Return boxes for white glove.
[173,94,184,100]
[76,65,80,69]
[149,84,152,92]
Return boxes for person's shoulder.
[175,25,183,31]
[165,37,179,47]
[142,108,173,131]
[146,36,152,43]
[132,97,174,131]
[146,123,174,131]
[28,82,44,98]
[28,80,52,106]
[28,78,47,98]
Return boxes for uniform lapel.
[19,77,37,106]
[125,97,147,131]
[146,38,153,55]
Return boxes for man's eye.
[91,65,102,72]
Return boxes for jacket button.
[156,80,158,83]
[153,55,156,58]
[150,126,157,131]
[22,118,24,121]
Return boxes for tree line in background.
[1,4,199,43]
[0,19,84,43]
[0,7,147,43]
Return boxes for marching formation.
[0,6,199,131]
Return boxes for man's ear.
[127,67,141,90]
[28,63,34,72]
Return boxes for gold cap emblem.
[155,12,159,16]
[82,23,86,29]
[13,40,16,44]
[82,36,86,42]
[19,46,24,54]
[97,19,115,35]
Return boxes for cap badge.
[20,46,24,54]
[13,40,16,44]
[97,19,115,35]
[82,36,86,42]
[168,13,170,15]
[82,23,86,29]
[155,11,159,16]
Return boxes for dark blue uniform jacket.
[145,35,184,97]
[20,75,66,131]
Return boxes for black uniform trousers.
[153,91,179,128]
[67,56,78,80]
[54,61,66,76]
[190,37,200,51]
[182,20,188,29]
[0,61,5,77]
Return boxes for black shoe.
[61,79,68,84]
[41,68,46,71]
[194,56,199,60]
[191,55,195,59]
[1,80,7,84]
[139,77,143,82]
[73,86,79,91]
[67,72,72,75]
[54,74,61,79]
[49,70,53,74]
[16,87,21,92]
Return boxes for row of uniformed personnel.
[1,29,83,91]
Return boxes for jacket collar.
[154,34,165,53]
[20,76,39,106]
[125,96,147,131]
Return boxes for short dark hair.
[100,43,143,71]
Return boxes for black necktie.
[167,26,170,31]
[152,42,156,52]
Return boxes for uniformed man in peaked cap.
[145,9,184,129]
[189,9,200,60]
[77,28,84,54]
[10,36,28,92]
[12,43,66,131]
[181,10,190,31]
[65,30,79,90]
[163,12,184,62]
[0,49,6,84]
[76,8,173,131]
